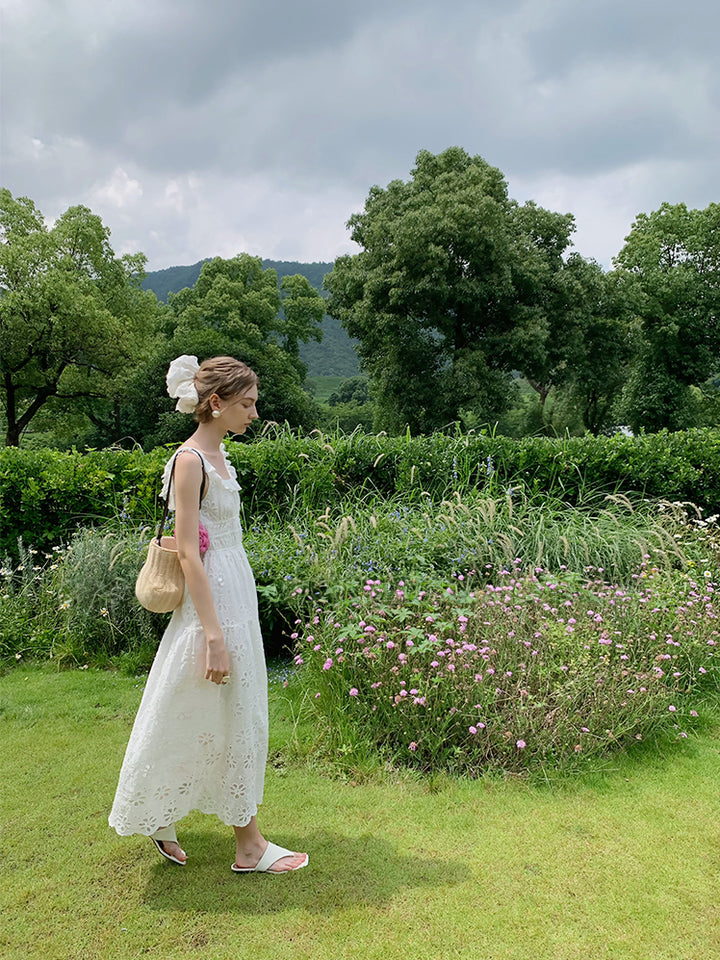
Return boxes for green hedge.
[0,446,169,557]
[2,428,719,556]
[228,427,720,516]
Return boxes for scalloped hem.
[109,798,262,837]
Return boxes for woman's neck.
[186,423,226,452]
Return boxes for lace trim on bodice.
[207,520,244,550]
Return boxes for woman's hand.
[205,635,230,685]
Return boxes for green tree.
[325,148,575,433]
[327,376,370,407]
[615,201,720,433]
[0,189,159,446]
[322,375,374,433]
[277,273,324,360]
[104,254,327,448]
[551,257,634,435]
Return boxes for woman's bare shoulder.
[173,447,204,478]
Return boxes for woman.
[109,355,308,874]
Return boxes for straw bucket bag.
[135,451,206,613]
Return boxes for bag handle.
[155,449,207,545]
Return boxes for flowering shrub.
[293,561,718,774]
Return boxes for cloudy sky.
[1,0,717,271]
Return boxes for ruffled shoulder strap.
[221,445,240,488]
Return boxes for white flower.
[166,355,200,413]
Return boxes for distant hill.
[143,258,360,378]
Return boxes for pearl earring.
[212,409,221,419]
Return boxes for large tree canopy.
[615,201,720,432]
[0,189,159,446]
[325,148,576,433]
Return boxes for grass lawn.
[2,664,719,960]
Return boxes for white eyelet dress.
[109,446,268,835]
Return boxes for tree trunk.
[114,398,122,441]
[2,376,55,447]
[3,374,20,446]
[527,378,552,406]
[5,423,21,447]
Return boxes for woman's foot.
[150,826,187,865]
[232,816,307,873]
[232,839,308,873]
[155,839,187,864]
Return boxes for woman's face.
[218,384,259,434]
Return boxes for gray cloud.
[1,0,716,269]
[525,0,720,78]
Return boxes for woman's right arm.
[172,452,229,684]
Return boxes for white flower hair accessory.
[166,355,200,413]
